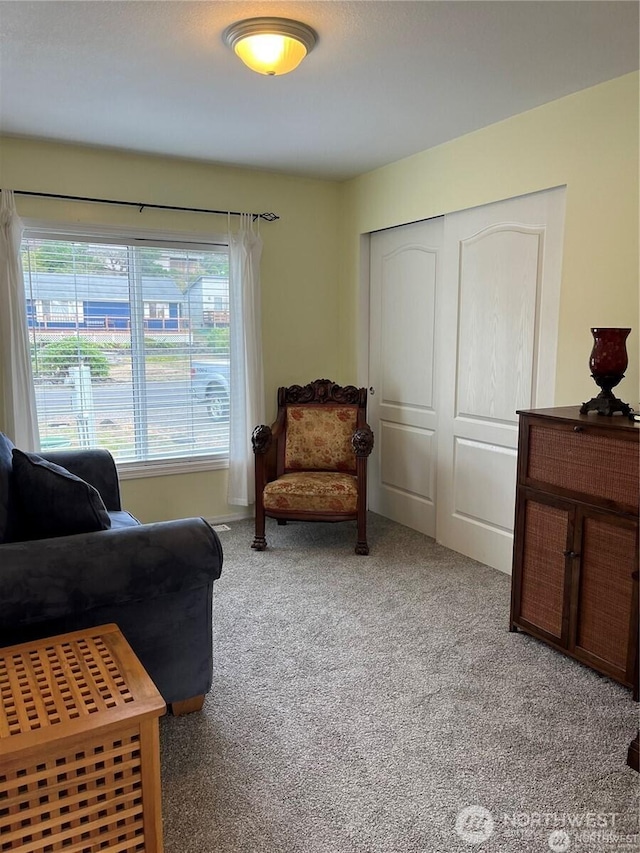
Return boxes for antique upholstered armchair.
[251,379,374,554]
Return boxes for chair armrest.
[251,424,273,455]
[39,448,122,511]
[252,414,284,484]
[252,410,285,455]
[252,425,275,494]
[0,518,223,632]
[352,425,374,457]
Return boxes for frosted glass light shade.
[235,34,307,76]
[223,17,317,76]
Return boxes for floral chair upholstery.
[251,379,374,554]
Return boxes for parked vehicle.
[190,360,230,421]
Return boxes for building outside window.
[21,233,230,472]
[33,299,85,325]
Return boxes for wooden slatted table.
[0,624,166,853]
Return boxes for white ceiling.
[1,1,638,181]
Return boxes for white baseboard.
[205,511,252,526]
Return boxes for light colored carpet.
[160,514,639,852]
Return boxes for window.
[143,301,171,320]
[21,233,230,473]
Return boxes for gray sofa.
[0,432,223,714]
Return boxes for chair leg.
[355,454,370,555]
[252,502,267,550]
[355,514,369,555]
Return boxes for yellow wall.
[2,72,638,521]
[0,138,341,521]
[339,72,639,406]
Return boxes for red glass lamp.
[580,327,632,416]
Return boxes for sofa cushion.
[11,449,111,540]
[108,510,141,530]
[0,433,14,544]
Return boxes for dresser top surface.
[517,406,639,432]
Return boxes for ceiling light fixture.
[223,17,318,76]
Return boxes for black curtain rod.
[5,189,279,222]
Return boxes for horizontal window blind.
[21,235,230,465]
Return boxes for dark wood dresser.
[510,407,639,694]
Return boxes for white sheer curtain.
[0,190,39,449]
[227,213,264,506]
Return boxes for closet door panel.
[368,218,444,536]
[436,188,565,572]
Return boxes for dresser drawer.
[525,421,639,512]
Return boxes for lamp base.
[580,390,632,416]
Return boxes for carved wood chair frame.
[251,379,374,555]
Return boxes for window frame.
[21,219,231,480]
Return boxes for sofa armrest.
[0,517,222,632]
[39,448,122,511]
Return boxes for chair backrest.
[285,405,358,472]
[275,380,368,477]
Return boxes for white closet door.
[368,218,444,536]
[435,188,566,572]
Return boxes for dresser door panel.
[517,494,573,644]
[572,509,638,683]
